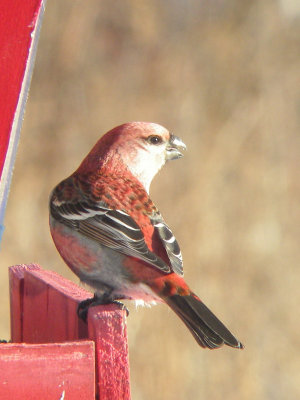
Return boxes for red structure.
[1,264,131,399]
[0,0,44,176]
[0,0,46,239]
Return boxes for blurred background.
[1,0,300,398]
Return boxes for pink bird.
[49,122,243,349]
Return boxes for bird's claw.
[77,293,129,322]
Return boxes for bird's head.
[76,122,186,193]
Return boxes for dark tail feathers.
[166,293,244,349]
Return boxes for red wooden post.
[4,264,131,399]
[88,305,131,400]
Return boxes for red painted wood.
[9,264,92,342]
[0,341,95,400]
[88,304,131,400]
[22,268,93,343]
[8,264,131,398]
[9,264,41,342]
[0,0,43,177]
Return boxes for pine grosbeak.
[49,122,243,349]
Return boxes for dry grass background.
[1,0,300,399]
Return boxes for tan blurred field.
[1,1,300,399]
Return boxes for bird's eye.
[147,135,163,145]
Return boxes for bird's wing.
[150,213,183,276]
[50,198,174,274]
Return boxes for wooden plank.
[0,341,95,400]
[22,268,93,343]
[9,264,93,342]
[9,264,41,342]
[88,304,131,400]
[0,0,46,242]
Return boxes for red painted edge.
[0,0,43,177]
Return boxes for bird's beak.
[166,134,187,160]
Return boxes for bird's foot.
[77,293,129,322]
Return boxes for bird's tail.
[165,292,244,349]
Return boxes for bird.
[49,121,243,349]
